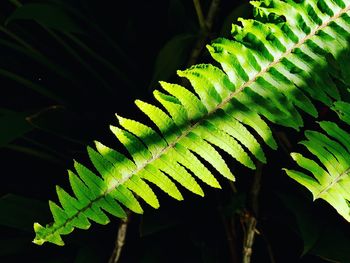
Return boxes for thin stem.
[242,216,257,263]
[193,0,208,31]
[249,162,263,216]
[206,0,220,31]
[187,0,220,67]
[108,212,131,263]
[242,162,263,263]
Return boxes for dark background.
[1,0,350,262]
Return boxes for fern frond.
[285,112,350,222]
[34,0,350,245]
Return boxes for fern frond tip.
[33,223,46,246]
[33,222,65,246]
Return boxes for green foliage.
[286,105,350,222]
[30,0,350,247]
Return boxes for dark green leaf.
[7,4,82,33]
[149,34,196,90]
[0,109,32,147]
[220,3,252,38]
[310,224,350,262]
[277,192,325,255]
[0,194,49,232]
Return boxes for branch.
[187,0,221,67]
[206,0,220,31]
[242,215,257,263]
[242,162,263,263]
[108,211,131,263]
[193,0,208,31]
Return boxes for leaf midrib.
[315,167,350,199]
[125,4,350,185]
[39,4,350,241]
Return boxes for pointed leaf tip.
[109,124,117,133]
[32,239,45,245]
[33,222,46,245]
[115,113,124,123]
[33,222,65,246]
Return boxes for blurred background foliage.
[0,0,349,262]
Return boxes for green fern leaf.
[285,120,350,222]
[34,0,350,245]
[286,99,350,223]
